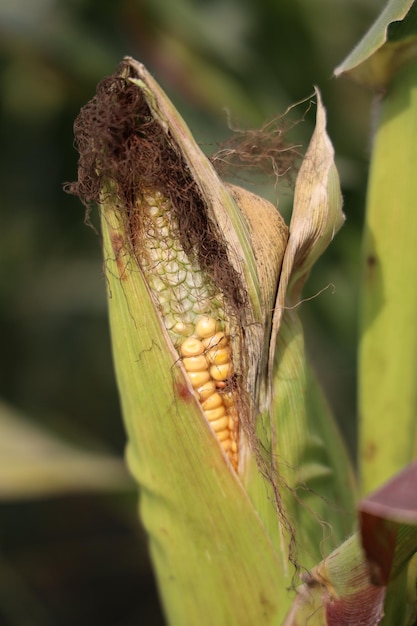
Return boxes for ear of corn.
[71,57,355,624]
[137,188,240,467]
[93,59,294,625]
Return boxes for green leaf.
[335,0,417,89]
[0,401,130,499]
[358,57,417,495]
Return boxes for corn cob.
[139,191,239,469]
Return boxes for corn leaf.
[0,400,130,499]
[334,0,417,88]
[356,57,417,495]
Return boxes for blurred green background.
[0,0,379,624]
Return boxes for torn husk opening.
[67,60,247,316]
[66,58,289,474]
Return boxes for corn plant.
[67,1,417,622]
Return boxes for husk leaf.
[101,201,291,625]
[256,90,349,570]
[269,88,344,373]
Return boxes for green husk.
[102,202,289,625]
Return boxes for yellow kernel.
[206,346,230,366]
[187,370,211,388]
[204,406,226,421]
[221,439,232,452]
[231,441,238,453]
[222,392,235,407]
[196,380,216,400]
[180,337,204,357]
[202,332,228,350]
[195,316,218,339]
[209,416,229,432]
[210,362,233,381]
[201,392,223,411]
[216,428,230,441]
[228,417,235,431]
[182,354,208,372]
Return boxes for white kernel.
[171,297,193,314]
[152,213,164,224]
[175,249,189,265]
[165,260,180,274]
[147,204,161,217]
[148,275,168,292]
[186,271,205,289]
[173,322,194,337]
